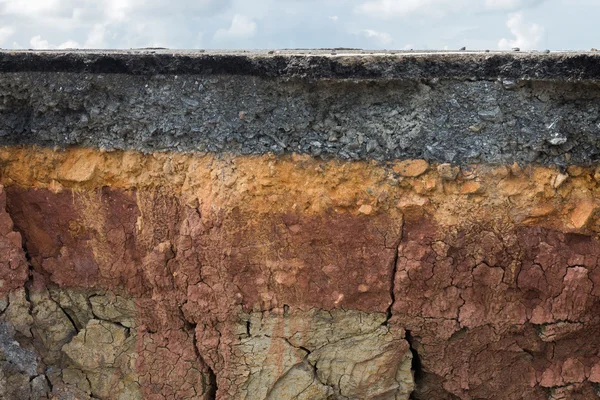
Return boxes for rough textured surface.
[0,185,27,295]
[1,52,600,164]
[217,309,413,399]
[395,217,600,399]
[3,148,600,398]
[3,51,600,399]
[2,50,600,80]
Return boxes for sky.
[0,0,598,51]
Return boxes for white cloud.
[97,0,231,22]
[58,39,79,49]
[356,0,469,19]
[356,0,545,19]
[0,26,15,45]
[484,0,544,10]
[84,24,107,48]
[360,29,393,45]
[214,14,257,42]
[28,35,79,49]
[196,32,205,47]
[2,0,63,16]
[498,12,544,50]
[0,0,231,49]
[0,0,591,51]
[30,35,50,49]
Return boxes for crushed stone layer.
[1,51,600,164]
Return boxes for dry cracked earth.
[2,51,600,400]
[2,151,600,399]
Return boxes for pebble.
[393,159,429,177]
[478,106,502,122]
[502,79,518,90]
[460,181,482,194]
[594,167,600,182]
[358,204,374,215]
[437,163,460,180]
[553,173,569,188]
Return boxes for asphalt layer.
[1,49,600,80]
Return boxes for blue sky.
[0,0,598,50]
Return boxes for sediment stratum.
[1,50,600,399]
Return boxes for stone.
[570,201,596,229]
[30,375,50,399]
[478,106,502,122]
[548,133,568,145]
[502,79,518,89]
[460,181,482,194]
[394,160,429,177]
[56,153,99,183]
[358,204,374,215]
[510,162,522,176]
[540,364,563,387]
[437,163,459,180]
[561,358,585,384]
[2,289,33,338]
[566,165,586,177]
[396,194,429,209]
[553,173,568,188]
[594,166,600,182]
[589,363,600,382]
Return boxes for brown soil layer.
[2,147,600,399]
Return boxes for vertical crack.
[43,373,54,393]
[183,317,217,400]
[52,300,80,333]
[21,241,36,340]
[384,222,403,326]
[406,330,424,400]
[385,245,399,325]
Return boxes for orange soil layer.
[1,147,599,233]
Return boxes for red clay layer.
[3,182,600,398]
